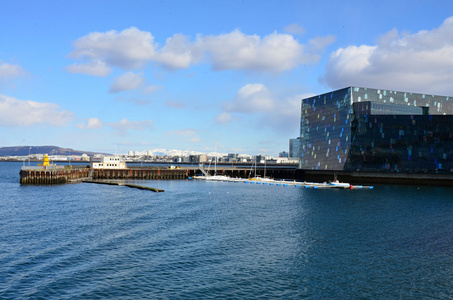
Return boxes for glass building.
[289,138,300,158]
[299,87,453,173]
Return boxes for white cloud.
[221,84,312,132]
[142,85,161,94]
[109,72,145,93]
[77,117,103,129]
[65,60,111,77]
[108,118,153,136]
[68,27,156,70]
[215,112,233,124]
[308,35,336,52]
[154,34,203,70]
[67,27,332,74]
[116,96,150,105]
[262,94,304,131]
[165,100,186,108]
[166,129,201,143]
[284,24,306,36]
[321,16,453,95]
[201,30,309,72]
[0,63,27,85]
[224,83,274,113]
[0,94,74,126]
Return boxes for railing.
[198,163,209,176]
[20,165,86,171]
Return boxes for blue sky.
[1,0,453,156]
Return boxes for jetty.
[19,166,190,185]
[19,154,192,185]
[82,180,164,192]
[20,165,91,185]
[193,175,374,190]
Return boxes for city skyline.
[1,1,453,156]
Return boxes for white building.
[90,156,127,169]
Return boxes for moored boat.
[329,180,350,188]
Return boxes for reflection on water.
[1,162,453,298]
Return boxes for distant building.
[289,138,300,158]
[90,156,127,169]
[299,87,453,172]
[188,154,207,163]
[254,155,266,163]
[279,151,289,158]
[227,153,239,163]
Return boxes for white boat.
[205,174,230,181]
[248,176,274,183]
[228,177,246,183]
[203,142,231,181]
[329,181,350,188]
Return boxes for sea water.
[1,161,453,299]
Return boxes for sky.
[1,0,453,156]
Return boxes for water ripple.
[1,164,453,298]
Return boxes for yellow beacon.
[42,154,50,167]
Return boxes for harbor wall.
[202,167,297,181]
[19,165,453,186]
[294,169,453,186]
[201,167,453,186]
[20,166,91,185]
[20,167,190,185]
[92,168,189,180]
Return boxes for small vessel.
[205,174,231,181]
[329,180,350,188]
[248,175,274,182]
[201,141,231,181]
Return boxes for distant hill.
[0,146,111,157]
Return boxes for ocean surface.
[1,161,453,299]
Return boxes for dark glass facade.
[299,87,453,173]
[289,138,300,158]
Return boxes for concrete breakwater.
[19,166,191,185]
[18,165,294,185]
[92,168,189,180]
[20,166,91,185]
[82,180,165,192]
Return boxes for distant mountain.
[0,146,111,157]
[145,148,204,156]
[0,145,253,158]
[132,148,240,158]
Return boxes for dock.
[19,164,378,190]
[82,180,164,192]
[193,175,374,190]
[20,166,191,185]
[19,162,453,187]
[19,165,91,185]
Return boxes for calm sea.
[1,161,453,299]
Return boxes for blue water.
[1,161,453,299]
